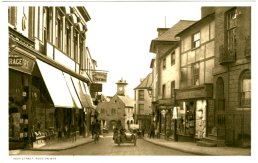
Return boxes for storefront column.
[26,76,32,148]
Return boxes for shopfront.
[157,99,174,139]
[9,46,35,149]
[175,84,213,142]
[137,114,151,132]
[35,59,93,139]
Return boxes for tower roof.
[116,78,128,85]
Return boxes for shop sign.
[9,53,35,74]
[90,83,102,93]
[176,85,213,100]
[92,71,107,83]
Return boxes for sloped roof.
[134,73,152,90]
[150,20,197,53]
[117,95,134,108]
[154,20,197,42]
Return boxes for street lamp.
[147,88,152,98]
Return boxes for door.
[216,78,226,140]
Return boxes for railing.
[219,45,236,64]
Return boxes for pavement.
[9,134,251,156]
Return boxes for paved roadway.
[16,133,196,156]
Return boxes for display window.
[177,101,195,136]
[177,100,207,139]
[195,100,207,138]
[9,70,29,141]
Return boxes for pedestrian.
[91,122,94,139]
[92,120,101,143]
[150,122,155,138]
[142,127,145,137]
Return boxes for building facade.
[211,7,251,147]
[134,73,153,131]
[8,6,96,149]
[175,13,215,142]
[148,6,251,147]
[149,20,196,139]
[96,79,135,131]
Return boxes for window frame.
[162,84,166,99]
[192,63,200,86]
[65,21,72,57]
[138,90,144,101]
[162,58,166,69]
[171,51,175,66]
[138,104,144,115]
[55,8,64,50]
[240,70,251,107]
[192,32,201,49]
[226,8,237,55]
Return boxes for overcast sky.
[85,2,201,97]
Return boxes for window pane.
[243,79,251,91]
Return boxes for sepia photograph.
[0,0,256,162]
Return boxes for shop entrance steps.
[197,135,218,147]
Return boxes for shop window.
[192,32,200,48]
[240,70,251,107]
[226,8,237,56]
[177,101,196,136]
[138,90,144,101]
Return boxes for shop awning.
[63,72,83,109]
[80,81,94,108]
[71,77,94,109]
[36,59,75,108]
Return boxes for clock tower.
[116,78,128,96]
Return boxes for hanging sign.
[92,71,107,83]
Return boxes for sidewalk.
[9,136,95,155]
[143,137,251,156]
[32,136,95,151]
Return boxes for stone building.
[8,6,96,149]
[96,79,135,131]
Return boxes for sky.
[85,2,201,98]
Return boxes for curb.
[143,138,210,156]
[27,139,95,151]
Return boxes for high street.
[10,133,196,156]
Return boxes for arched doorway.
[109,120,117,131]
[215,77,226,141]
